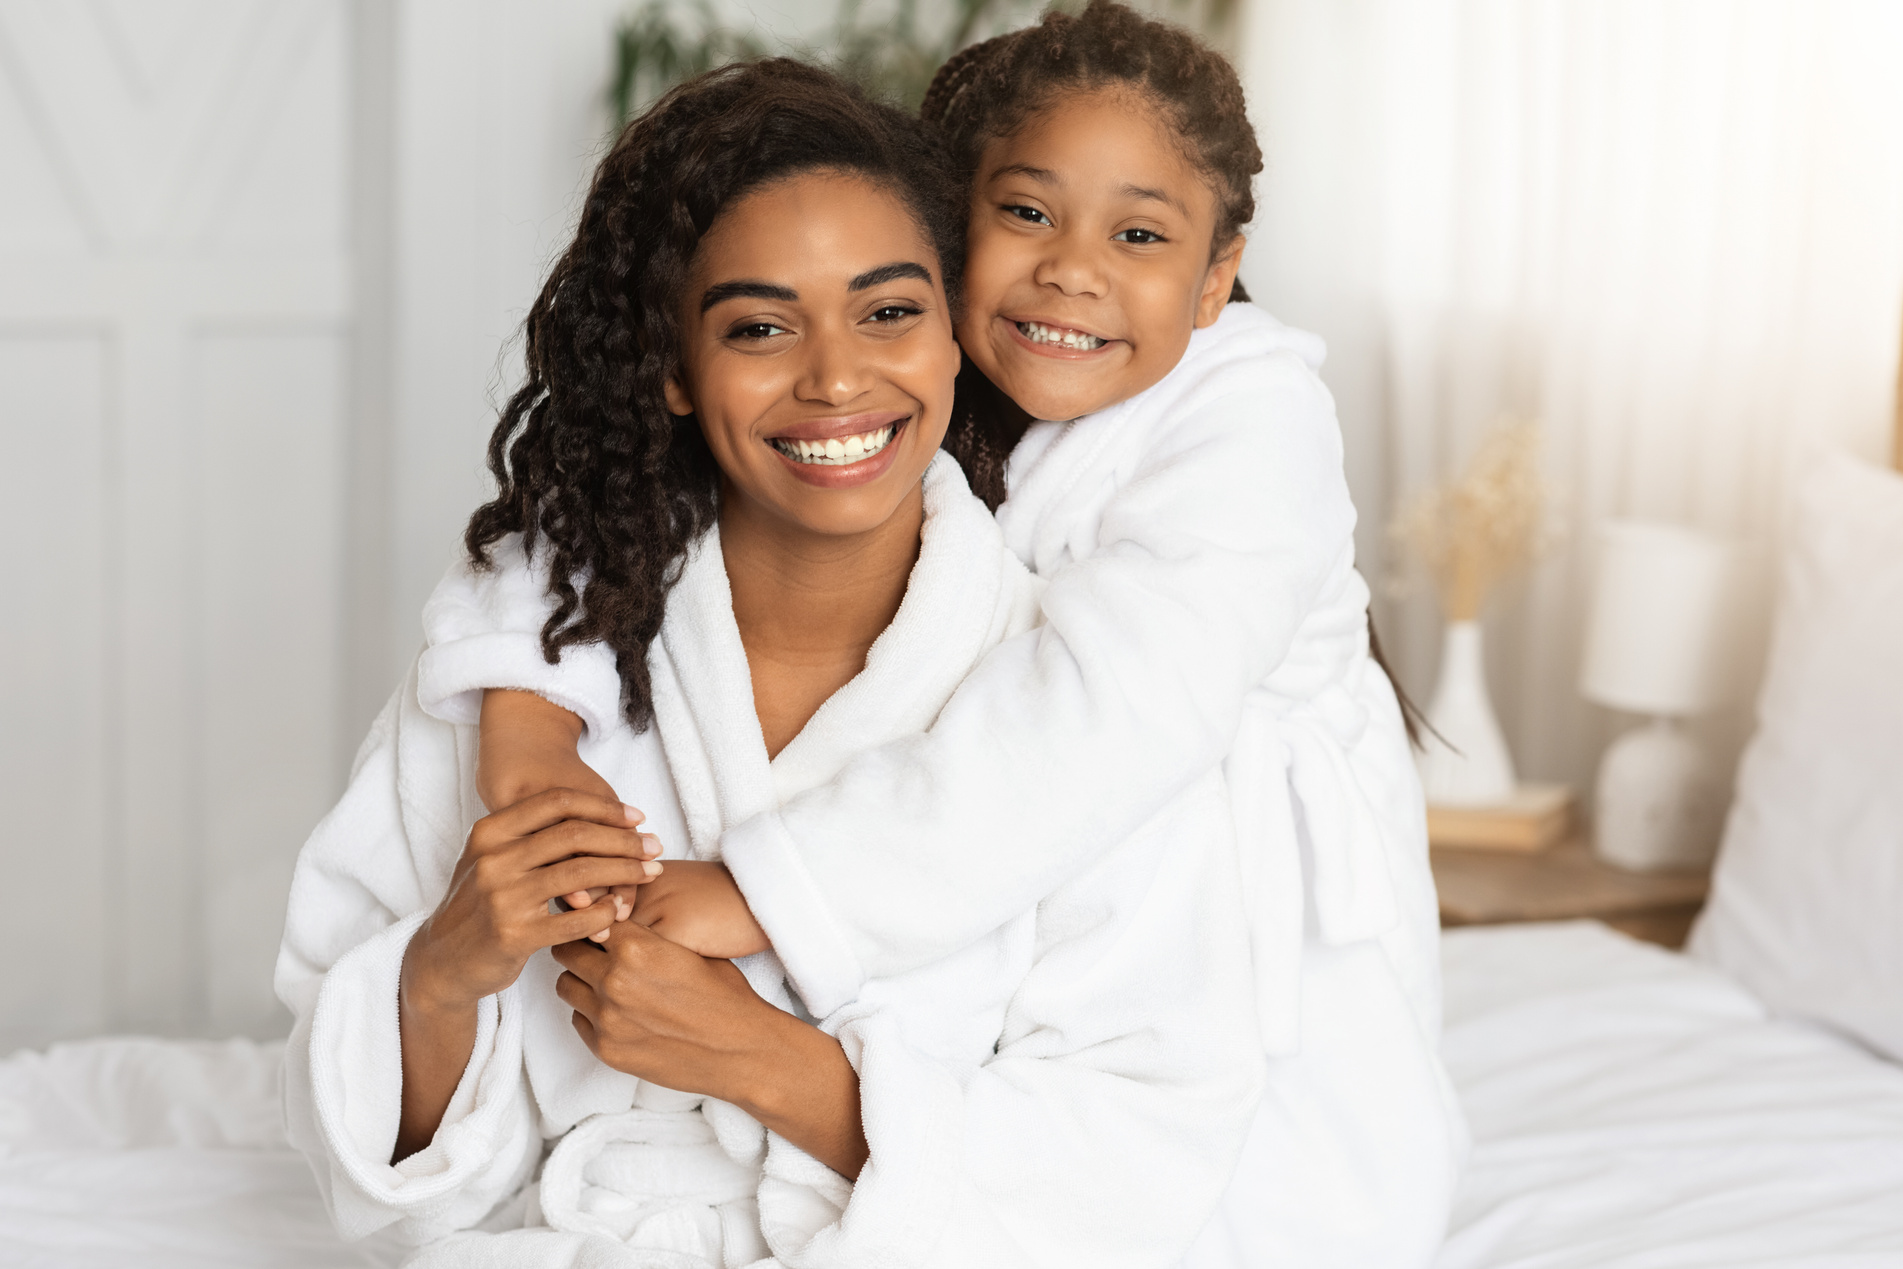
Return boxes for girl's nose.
[1033,230,1109,298]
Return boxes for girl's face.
[666,170,961,540]
[958,87,1243,423]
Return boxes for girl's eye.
[1114,227,1167,244]
[867,305,922,324]
[729,321,789,340]
[1003,204,1051,227]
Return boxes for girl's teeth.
[772,424,897,466]
[1018,320,1105,350]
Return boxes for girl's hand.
[630,860,771,959]
[403,790,662,1011]
[551,925,868,1177]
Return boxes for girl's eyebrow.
[701,279,796,312]
[1120,183,1190,216]
[989,162,1058,186]
[849,262,932,291]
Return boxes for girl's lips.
[768,418,910,489]
[1002,316,1121,360]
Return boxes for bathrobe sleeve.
[725,351,1360,1014]
[764,772,1264,1269]
[416,537,627,740]
[274,667,543,1245]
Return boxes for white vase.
[1417,620,1516,806]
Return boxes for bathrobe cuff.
[758,1021,960,1266]
[416,631,624,740]
[304,911,537,1239]
[721,811,866,1018]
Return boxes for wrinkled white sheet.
[7,922,1902,1266]
[0,1037,391,1268]
[1437,921,1903,1268]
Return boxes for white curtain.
[1237,0,1903,796]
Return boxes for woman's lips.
[767,417,909,489]
[1003,316,1119,359]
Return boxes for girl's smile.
[958,86,1243,423]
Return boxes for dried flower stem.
[1393,422,1548,622]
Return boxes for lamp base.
[1593,717,1726,872]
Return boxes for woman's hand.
[394,790,662,1162]
[630,860,771,959]
[477,689,652,942]
[405,789,663,1009]
[552,925,868,1178]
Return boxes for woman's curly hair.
[464,58,969,730]
[922,0,1266,511]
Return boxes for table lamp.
[1580,521,1742,871]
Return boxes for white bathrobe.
[418,304,1466,1266]
[276,458,1265,1268]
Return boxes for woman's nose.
[794,323,872,405]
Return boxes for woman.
[276,60,1260,1267]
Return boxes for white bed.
[4,918,1902,1268]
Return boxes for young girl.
[424,3,1463,1263]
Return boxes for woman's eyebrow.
[848,262,932,291]
[701,279,797,313]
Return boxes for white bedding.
[5,922,1902,1266]
[1437,921,1903,1268]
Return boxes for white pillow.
[1688,449,1903,1061]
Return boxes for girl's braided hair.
[463,58,968,729]
[923,0,1264,512]
[921,0,1261,275]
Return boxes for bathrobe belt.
[1228,678,1400,1056]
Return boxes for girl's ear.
[1194,236,1247,328]
[663,373,695,417]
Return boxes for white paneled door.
[0,0,351,1047]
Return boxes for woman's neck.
[719,481,925,759]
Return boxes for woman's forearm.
[394,943,479,1163]
[735,1011,868,1179]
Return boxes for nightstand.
[1432,835,1712,949]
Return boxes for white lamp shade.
[1580,521,1742,716]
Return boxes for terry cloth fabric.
[280,457,1264,1268]
[418,304,1465,1268]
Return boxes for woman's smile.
[766,410,909,485]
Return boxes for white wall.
[0,0,352,1048]
[0,0,840,1051]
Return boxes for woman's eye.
[1114,227,1166,244]
[1004,204,1051,226]
[867,305,922,324]
[728,322,789,340]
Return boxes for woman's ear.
[1194,236,1246,328]
[663,373,694,418]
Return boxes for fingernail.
[590,929,609,943]
[567,891,591,908]
[640,835,661,859]
[642,860,664,878]
[622,804,644,824]
[614,898,631,920]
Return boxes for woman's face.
[666,170,961,541]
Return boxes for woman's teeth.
[770,423,898,466]
[1017,320,1105,350]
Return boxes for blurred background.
[1,0,1899,1051]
